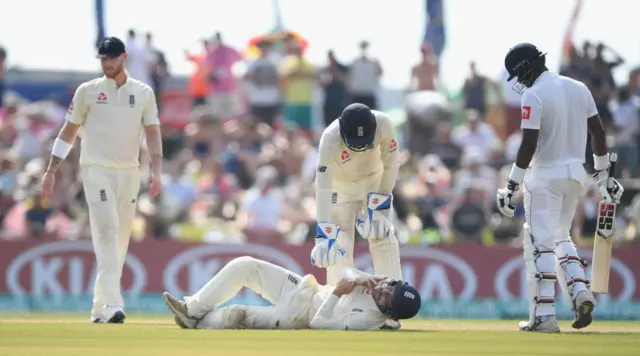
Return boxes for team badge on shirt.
[67,102,73,113]
[129,95,135,108]
[389,139,398,152]
[521,106,531,120]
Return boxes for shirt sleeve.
[142,87,160,126]
[586,87,598,118]
[377,114,400,194]
[520,91,543,130]
[65,84,89,125]
[308,295,381,331]
[315,132,336,223]
[336,267,372,280]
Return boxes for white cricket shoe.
[91,304,125,324]
[518,315,560,333]
[572,289,596,329]
[163,292,200,329]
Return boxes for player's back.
[524,72,595,168]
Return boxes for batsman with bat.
[41,37,163,323]
[496,43,624,332]
[311,103,402,287]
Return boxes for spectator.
[504,128,522,163]
[0,46,5,108]
[238,165,283,238]
[462,61,498,117]
[24,193,54,237]
[425,122,462,170]
[410,42,439,92]
[349,41,382,109]
[279,42,315,133]
[185,40,211,107]
[124,29,155,86]
[146,32,169,111]
[448,181,489,243]
[320,50,349,127]
[612,86,639,178]
[499,68,523,138]
[451,109,499,158]
[244,40,281,128]
[0,153,17,222]
[205,32,242,120]
[594,43,624,88]
[453,148,498,198]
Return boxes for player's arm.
[377,114,400,195]
[511,91,542,182]
[46,85,87,173]
[315,133,335,223]
[142,89,163,176]
[309,279,381,331]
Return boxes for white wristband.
[593,154,610,171]
[51,138,72,159]
[508,164,527,183]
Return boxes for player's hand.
[356,193,393,240]
[148,172,163,198]
[40,171,56,200]
[311,222,346,268]
[496,180,519,218]
[593,169,624,204]
[354,276,385,289]
[333,278,356,297]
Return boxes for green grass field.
[1,314,639,356]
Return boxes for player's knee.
[368,233,399,249]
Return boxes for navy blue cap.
[390,281,421,319]
[338,103,377,151]
[97,37,126,58]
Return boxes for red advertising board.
[0,239,638,301]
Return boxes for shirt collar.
[102,74,129,89]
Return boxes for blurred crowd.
[0,31,639,247]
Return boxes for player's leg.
[520,176,561,332]
[326,200,359,286]
[555,179,595,329]
[114,168,141,284]
[365,176,402,279]
[196,305,290,330]
[82,166,122,322]
[185,256,302,319]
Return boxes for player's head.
[504,43,547,93]
[97,37,128,79]
[339,103,377,152]
[371,278,422,320]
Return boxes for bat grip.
[607,153,618,189]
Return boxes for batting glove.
[496,179,519,218]
[593,168,624,204]
[356,192,393,240]
[311,222,346,268]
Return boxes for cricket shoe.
[572,290,596,329]
[91,305,126,324]
[518,315,560,333]
[163,292,200,329]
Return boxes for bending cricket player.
[312,103,402,286]
[40,37,163,323]
[162,256,421,330]
[496,43,624,332]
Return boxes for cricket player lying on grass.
[162,256,421,330]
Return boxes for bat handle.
[607,153,618,189]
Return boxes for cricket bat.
[591,153,618,294]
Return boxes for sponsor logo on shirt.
[97,92,108,104]
[317,165,327,173]
[522,105,531,120]
[341,150,351,163]
[331,192,338,204]
[67,102,74,113]
[389,139,398,152]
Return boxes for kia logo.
[163,244,304,296]
[6,241,147,296]
[354,247,478,300]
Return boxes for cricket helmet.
[339,103,377,152]
[372,278,422,320]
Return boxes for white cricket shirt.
[315,111,400,222]
[520,71,598,168]
[66,76,160,169]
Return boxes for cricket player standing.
[41,37,163,323]
[311,103,402,286]
[162,256,421,330]
[496,43,624,332]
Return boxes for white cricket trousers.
[327,172,402,286]
[522,164,589,318]
[82,165,140,310]
[185,257,318,329]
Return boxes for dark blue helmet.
[504,43,547,92]
[339,103,377,152]
[372,278,422,320]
